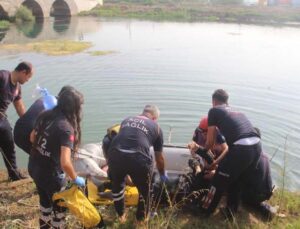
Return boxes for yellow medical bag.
[52,184,102,228]
[87,180,139,206]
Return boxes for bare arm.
[29,130,36,143]
[214,142,228,165]
[60,146,77,180]
[205,126,217,151]
[155,151,165,175]
[13,99,26,117]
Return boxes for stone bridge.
[0,0,102,19]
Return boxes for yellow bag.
[107,124,120,139]
[52,185,102,228]
[87,180,139,206]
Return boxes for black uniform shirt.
[30,112,74,175]
[192,127,225,146]
[15,98,44,138]
[110,115,163,157]
[0,70,21,114]
[208,105,258,145]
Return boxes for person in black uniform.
[14,86,72,155]
[188,116,228,176]
[28,86,86,229]
[238,128,275,219]
[14,98,44,155]
[198,89,262,215]
[107,104,167,223]
[0,61,34,181]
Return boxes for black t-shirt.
[30,112,74,175]
[192,127,225,146]
[14,98,45,138]
[208,105,258,145]
[0,70,21,114]
[110,115,164,157]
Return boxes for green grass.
[0,20,10,30]
[72,190,299,229]
[79,1,300,25]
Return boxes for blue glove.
[160,171,169,183]
[73,176,86,187]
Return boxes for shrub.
[15,5,35,23]
[0,20,10,30]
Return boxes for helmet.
[199,116,208,130]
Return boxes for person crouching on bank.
[28,86,85,229]
[107,105,167,224]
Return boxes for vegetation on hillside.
[80,0,300,25]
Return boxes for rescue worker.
[188,116,228,176]
[199,89,262,215]
[28,86,86,229]
[14,86,71,155]
[237,127,276,219]
[107,104,167,223]
[0,61,34,181]
[239,153,276,219]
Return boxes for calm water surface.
[1,17,300,191]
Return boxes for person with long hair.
[28,86,85,229]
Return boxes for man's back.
[110,115,163,158]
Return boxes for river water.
[0,17,299,191]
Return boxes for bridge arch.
[21,0,44,18]
[0,4,9,20]
[50,0,71,17]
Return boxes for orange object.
[199,116,208,130]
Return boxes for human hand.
[160,171,169,183]
[187,141,199,155]
[73,176,86,187]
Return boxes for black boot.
[8,170,28,181]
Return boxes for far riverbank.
[80,1,300,26]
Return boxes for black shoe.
[258,202,277,220]
[9,171,28,181]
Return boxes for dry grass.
[0,40,93,56]
[0,170,299,228]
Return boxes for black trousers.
[14,130,32,155]
[28,160,67,229]
[0,117,19,179]
[108,150,153,221]
[203,142,262,214]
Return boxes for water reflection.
[0,17,100,45]
[16,19,44,39]
[53,16,71,33]
[0,31,6,42]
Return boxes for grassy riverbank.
[80,0,300,25]
[1,170,299,228]
[0,20,10,30]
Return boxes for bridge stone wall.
[0,0,100,18]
